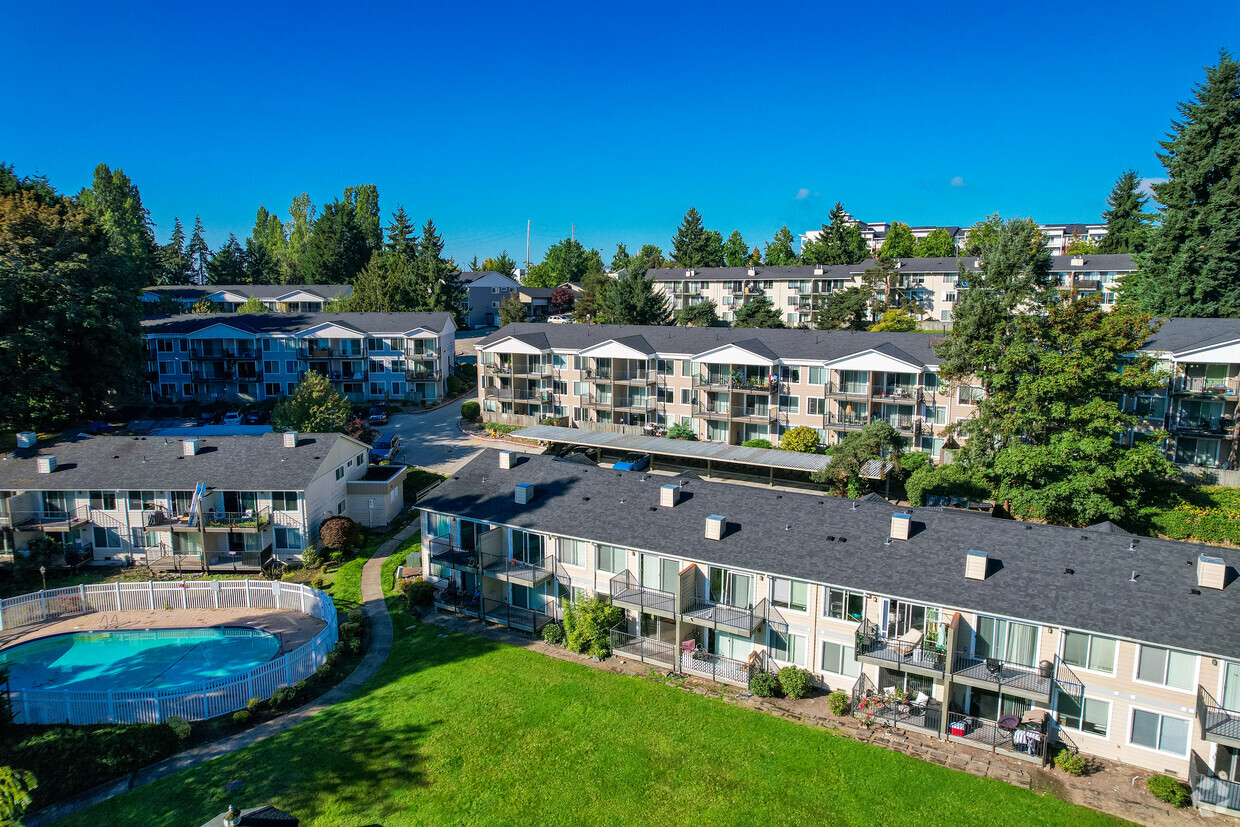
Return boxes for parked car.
[547,314,573,324]
[199,411,220,425]
[372,433,401,463]
[221,412,244,425]
[244,409,266,425]
[368,405,389,424]
[613,453,650,471]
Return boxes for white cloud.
[795,188,810,200]
[950,176,966,188]
[1139,177,1167,199]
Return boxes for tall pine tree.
[186,216,211,285]
[412,219,466,316]
[801,203,869,265]
[722,231,749,267]
[206,234,248,284]
[1099,170,1151,254]
[763,226,798,265]
[160,217,189,285]
[670,207,723,267]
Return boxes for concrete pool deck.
[0,607,326,656]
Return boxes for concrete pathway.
[26,526,411,827]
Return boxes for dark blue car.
[613,453,650,471]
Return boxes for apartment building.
[419,449,1240,813]
[799,220,1107,258]
[477,324,980,458]
[142,284,352,314]
[649,254,1135,326]
[459,271,522,329]
[0,431,403,569]
[142,312,455,406]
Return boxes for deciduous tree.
[811,421,903,498]
[868,307,920,332]
[913,227,958,258]
[877,221,916,259]
[236,296,267,313]
[77,163,159,286]
[499,295,528,325]
[763,225,798,265]
[549,285,575,312]
[272,371,351,432]
[722,230,749,267]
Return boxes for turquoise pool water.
[0,627,281,691]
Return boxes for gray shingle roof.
[0,433,357,492]
[141,312,455,336]
[477,324,945,367]
[143,284,351,300]
[1143,317,1240,355]
[421,450,1240,660]
[648,255,1135,282]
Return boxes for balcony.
[429,538,480,573]
[823,412,869,430]
[824,382,872,400]
[609,570,677,619]
[432,586,482,618]
[609,627,676,669]
[9,508,91,532]
[1174,376,1239,398]
[203,508,272,533]
[854,620,946,677]
[192,370,233,383]
[191,344,258,360]
[406,368,441,382]
[481,551,553,586]
[949,653,1082,704]
[1198,685,1240,748]
[512,365,552,379]
[681,647,752,688]
[611,369,655,385]
[694,374,780,394]
[681,597,772,637]
[484,363,514,377]
[481,597,552,633]
[1191,751,1240,815]
[1170,413,1232,435]
[945,711,1048,765]
[731,405,776,423]
[143,508,198,531]
[613,396,655,413]
[872,385,919,404]
[407,348,437,360]
[207,546,273,572]
[851,673,943,736]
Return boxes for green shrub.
[269,686,298,710]
[541,623,564,645]
[301,546,325,569]
[749,671,780,698]
[1053,748,1087,775]
[461,400,480,421]
[340,621,362,641]
[246,697,261,712]
[484,423,521,438]
[310,574,326,590]
[562,595,622,657]
[345,637,362,654]
[458,363,477,382]
[347,608,365,624]
[323,650,341,672]
[905,463,990,508]
[778,666,813,700]
[232,710,251,726]
[897,450,932,477]
[164,716,191,741]
[1146,774,1190,807]
[741,438,773,449]
[666,423,697,441]
[446,376,464,396]
[405,579,435,609]
[826,690,850,716]
[779,426,820,453]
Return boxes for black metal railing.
[682,597,771,636]
[203,509,272,530]
[851,674,944,734]
[609,626,676,667]
[680,647,751,687]
[950,653,1082,701]
[1191,749,1240,812]
[433,586,482,617]
[429,539,480,571]
[823,382,871,399]
[945,712,1046,762]
[207,548,273,570]
[481,551,553,585]
[854,620,947,674]
[481,597,551,632]
[608,571,677,616]
[1198,685,1240,745]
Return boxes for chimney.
[283,431,299,448]
[747,267,756,277]
[813,266,824,276]
[515,482,535,505]
[890,511,911,541]
[685,268,695,278]
[36,455,56,474]
[1070,256,1085,267]
[965,549,989,581]
[1198,553,1226,590]
[499,450,516,470]
[973,259,981,269]
[16,432,36,449]
[705,514,725,540]
[183,438,200,457]
[660,484,680,508]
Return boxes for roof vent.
[747,267,756,277]
[813,266,824,276]
[685,268,695,277]
[515,482,535,505]
[965,549,989,581]
[36,455,56,474]
[973,259,981,269]
[705,514,725,541]
[499,450,516,470]
[660,484,680,508]
[16,432,36,449]
[1070,256,1085,267]
[1198,553,1226,590]
[890,512,911,541]
[183,438,200,457]
[283,431,299,448]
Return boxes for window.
[127,491,157,511]
[272,491,298,512]
[286,361,296,373]
[275,527,303,550]
[337,499,346,514]
[922,372,939,391]
[1133,396,1166,419]
[265,383,282,396]
[356,453,365,466]
[769,629,806,666]
[809,367,826,385]
[680,388,693,405]
[975,616,1039,667]
[130,527,146,549]
[1062,631,1116,674]
[770,577,809,612]
[825,588,865,622]
[807,397,826,416]
[558,538,587,567]
[821,640,861,678]
[335,466,345,481]
[1129,709,1190,756]
[159,361,173,374]
[1135,645,1195,690]
[426,512,450,538]
[287,383,297,395]
[681,360,693,377]
[958,386,985,404]
[89,491,117,510]
[157,339,173,352]
[180,362,191,374]
[943,291,957,303]
[264,361,279,374]
[925,405,947,426]
[778,395,799,414]
[92,525,121,548]
[597,544,626,574]
[1057,692,1110,738]
[573,381,587,397]
[655,359,673,375]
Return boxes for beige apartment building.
[419,450,1240,815]
[476,324,986,457]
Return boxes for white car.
[547,314,573,324]
[221,412,244,425]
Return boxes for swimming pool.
[0,627,281,692]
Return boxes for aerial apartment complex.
[419,449,1240,813]
[799,219,1108,258]
[649,254,1136,326]
[0,431,404,570]
[142,284,352,313]
[141,312,456,406]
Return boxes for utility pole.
[572,223,575,242]
[525,220,531,270]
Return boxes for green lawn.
[56,620,1123,827]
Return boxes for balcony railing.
[1171,414,1233,435]
[850,673,943,735]
[945,712,1047,764]
[481,597,552,632]
[690,401,731,419]
[407,348,437,360]
[950,652,1082,703]
[512,364,552,378]
[429,539,480,572]
[681,648,752,687]
[823,412,869,429]
[694,375,779,393]
[484,363,514,376]
[1191,750,1240,814]
[1198,685,1240,748]
[1175,376,1239,397]
[609,626,676,668]
[143,508,196,530]
[8,508,92,531]
[730,405,777,422]
[203,509,272,532]
[872,385,918,402]
[824,382,871,399]
[681,597,772,636]
[610,370,654,384]
[481,551,553,586]
[432,586,482,617]
[854,620,946,676]
[406,368,441,381]
[207,547,273,571]
[609,570,677,617]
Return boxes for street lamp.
[39,565,46,591]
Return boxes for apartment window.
[130,527,147,549]
[943,274,956,284]
[1129,709,1190,756]
[923,372,939,391]
[597,544,626,574]
[263,361,278,374]
[779,366,801,383]
[265,383,281,396]
[1135,645,1195,690]
[335,466,345,481]
[572,381,587,397]
[178,339,188,352]
[356,453,365,466]
[944,291,957,303]
[275,527,303,550]
[286,361,296,373]
[272,491,298,512]
[770,577,808,612]
[92,525,121,548]
[778,395,799,414]
[809,367,826,385]
[1062,631,1116,674]
[820,641,861,678]
[491,301,499,308]
[925,405,948,426]
[573,355,583,371]
[89,491,117,510]
[975,616,1038,667]
[1133,396,1165,419]
[1056,691,1110,738]
[655,359,673,375]
[426,512,450,538]
[337,499,346,514]
[657,386,674,404]
[958,386,985,404]
[180,363,191,375]
[287,383,297,395]
[681,360,693,377]
[492,287,499,293]
[807,397,826,416]
[825,588,865,622]
[769,629,806,667]
[180,384,192,396]
[159,361,173,374]
[557,538,587,567]
[157,339,174,352]
[127,490,157,511]
[680,388,693,405]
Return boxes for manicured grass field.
[57,617,1123,827]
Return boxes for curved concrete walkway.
[26,527,409,827]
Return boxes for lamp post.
[39,564,46,591]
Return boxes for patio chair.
[985,657,1003,677]
[893,627,923,656]
[910,691,930,714]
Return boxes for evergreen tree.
[481,250,517,275]
[384,206,418,262]
[913,227,958,258]
[186,216,211,284]
[722,231,749,267]
[801,203,869,265]
[499,294,528,325]
[160,217,189,285]
[574,267,612,321]
[413,219,466,316]
[598,255,669,325]
[814,286,870,330]
[637,244,666,267]
[302,193,372,285]
[610,242,631,272]
[674,298,719,327]
[670,207,723,267]
[206,234,248,284]
[1099,170,1151,254]
[703,229,724,267]
[749,246,762,266]
[348,252,392,312]
[732,297,784,328]
[877,221,916,258]
[763,226,798,265]
[77,163,160,286]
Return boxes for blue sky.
[3,1,1235,265]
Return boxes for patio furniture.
[997,714,1020,731]
[985,657,1003,677]
[910,691,930,714]
[893,628,923,656]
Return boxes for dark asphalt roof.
[477,324,945,367]
[142,284,351,300]
[458,271,515,284]
[141,312,455,336]
[421,450,1240,660]
[1143,318,1240,355]
[0,433,358,491]
[648,255,1135,281]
